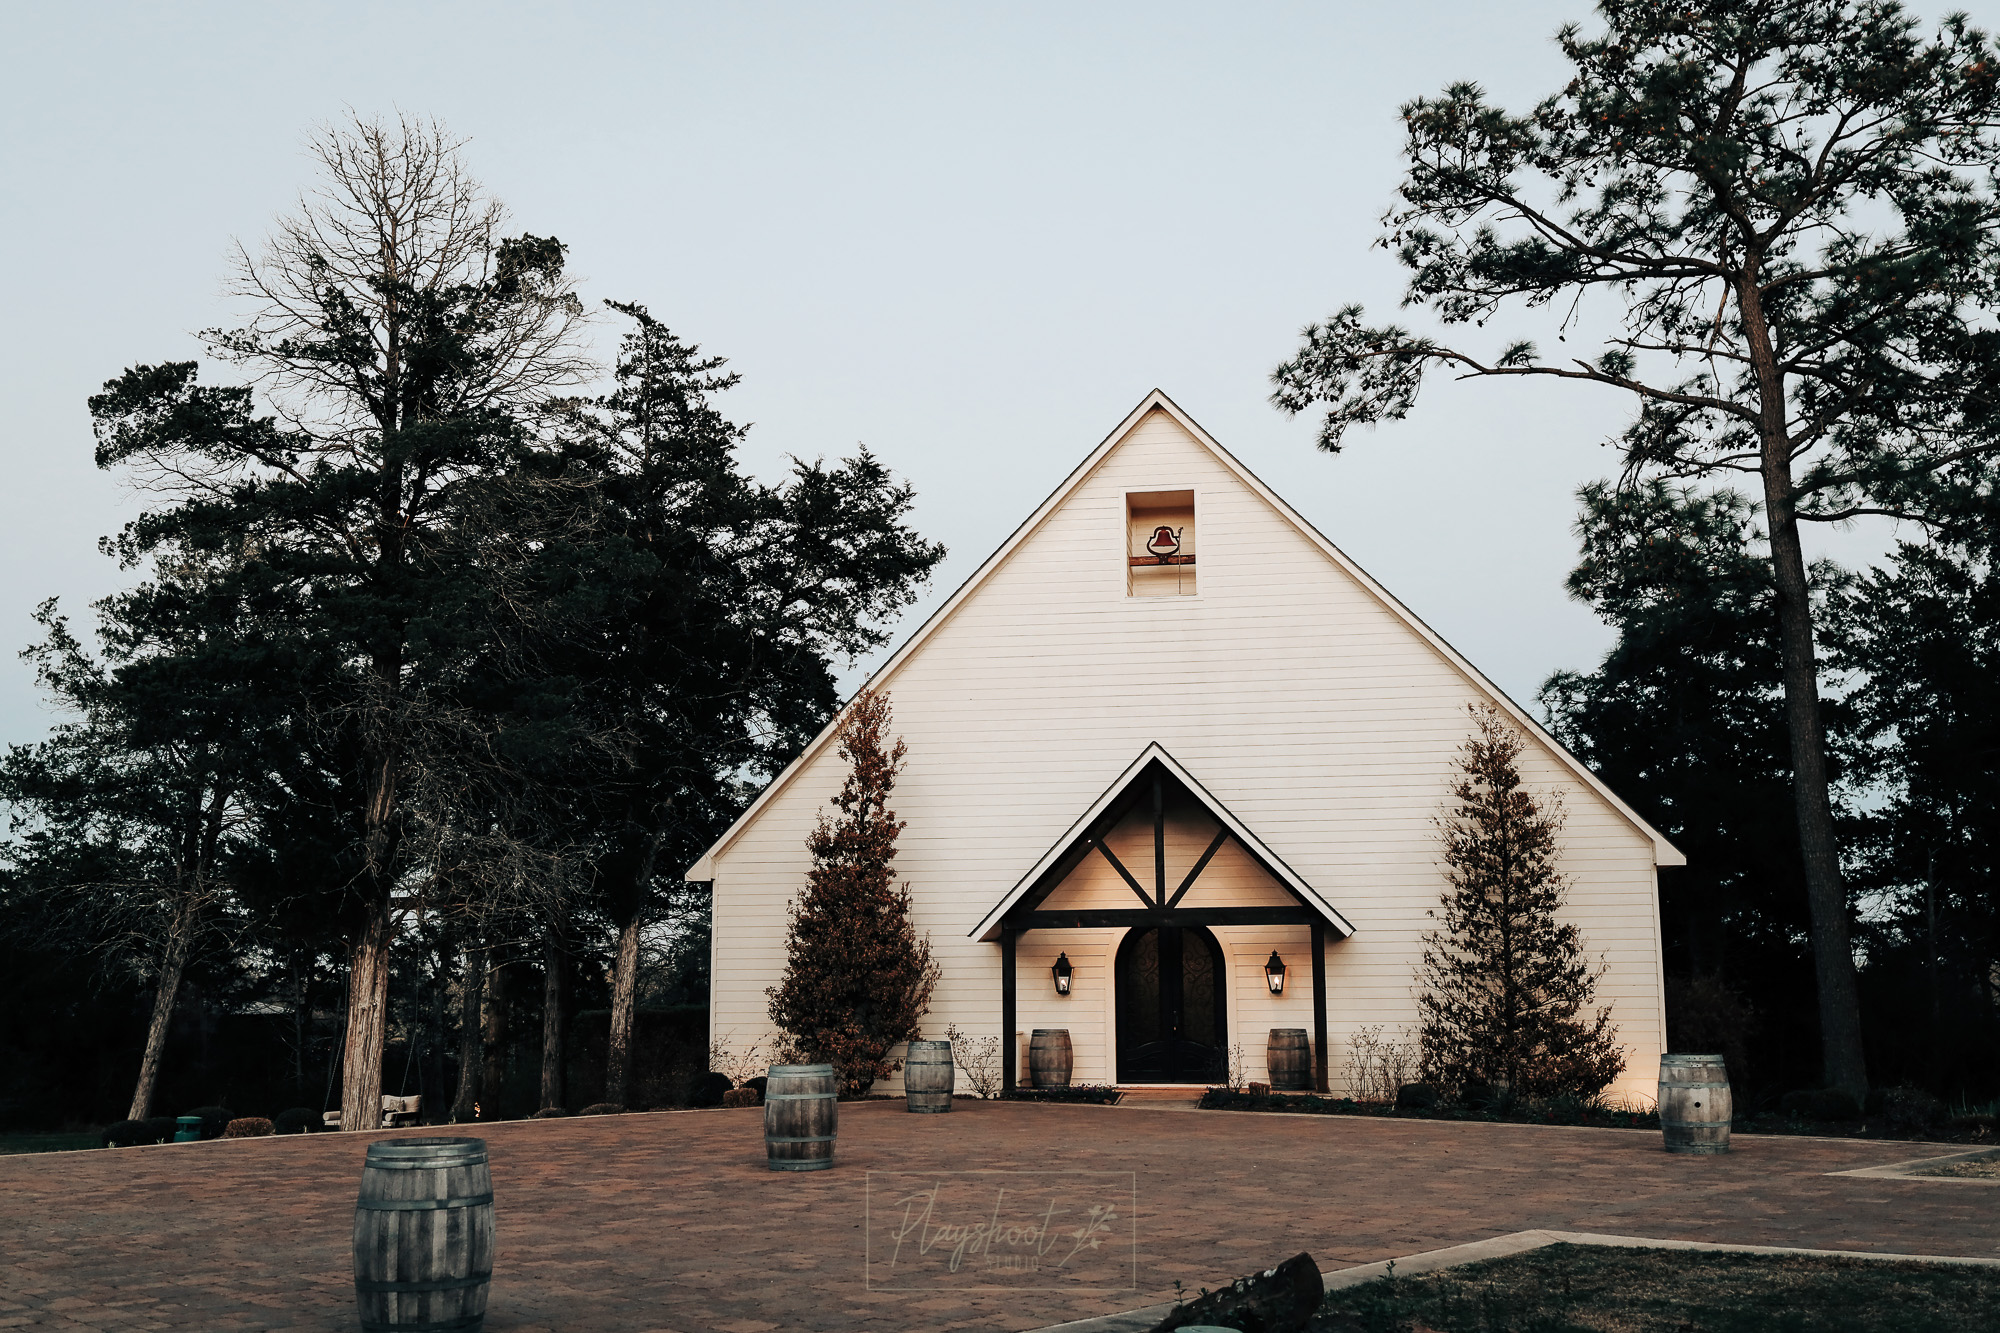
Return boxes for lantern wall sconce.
[1052,952,1074,996]
[1264,951,1287,996]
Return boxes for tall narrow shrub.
[1418,705,1625,1099]
[767,690,939,1096]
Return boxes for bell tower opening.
[1126,488,1196,597]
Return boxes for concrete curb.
[1175,1106,1968,1148]
[1025,1301,1177,1333]
[1020,1227,2000,1333]
[1551,1230,2000,1265]
[907,1099,1972,1153]
[1829,1146,2000,1183]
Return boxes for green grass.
[0,1130,102,1156]
[1309,1243,2000,1333]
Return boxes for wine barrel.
[1267,1029,1311,1091]
[905,1040,954,1113]
[1658,1053,1732,1155]
[352,1137,495,1333]
[1028,1029,1073,1089]
[765,1064,838,1171]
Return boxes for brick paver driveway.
[4,1100,1995,1331]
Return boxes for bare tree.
[91,112,593,1130]
[224,113,592,441]
[395,699,596,1123]
[943,1025,1003,1100]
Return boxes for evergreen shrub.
[273,1107,319,1135]
[768,690,940,1095]
[183,1106,235,1140]
[100,1120,150,1148]
[1395,1082,1440,1111]
[686,1072,732,1108]
[1867,1086,1944,1134]
[1417,706,1624,1100]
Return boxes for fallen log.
[1150,1252,1323,1332]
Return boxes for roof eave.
[684,390,1182,881]
[688,387,1687,880]
[969,742,1358,942]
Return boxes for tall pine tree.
[1273,0,2000,1099]
[1540,480,1820,1092]
[87,114,589,1128]
[1828,528,2000,1094]
[539,304,943,1105]
[0,561,287,1120]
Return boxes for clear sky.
[2,1,1952,749]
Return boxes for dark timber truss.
[997,756,1343,1092]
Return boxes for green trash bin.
[173,1115,202,1143]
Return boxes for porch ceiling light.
[1265,951,1286,996]
[1052,952,1074,996]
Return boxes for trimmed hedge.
[101,1119,167,1148]
[222,1117,274,1139]
[685,1072,733,1109]
[1395,1082,1441,1111]
[182,1105,236,1141]
[579,1103,625,1116]
[532,1107,570,1118]
[273,1107,320,1135]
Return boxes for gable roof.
[968,742,1358,942]
[687,389,1685,880]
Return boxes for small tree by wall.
[767,689,939,1096]
[1418,704,1625,1100]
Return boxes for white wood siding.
[707,406,1668,1104]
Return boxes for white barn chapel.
[688,391,1682,1102]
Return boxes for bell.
[1146,525,1181,557]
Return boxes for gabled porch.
[971,744,1355,1092]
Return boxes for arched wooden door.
[1115,925,1227,1083]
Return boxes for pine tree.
[1827,527,2000,1091]
[767,689,939,1096]
[1540,480,1815,1092]
[0,579,275,1121]
[1418,705,1625,1100]
[1273,1,2000,1101]
[86,114,590,1128]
